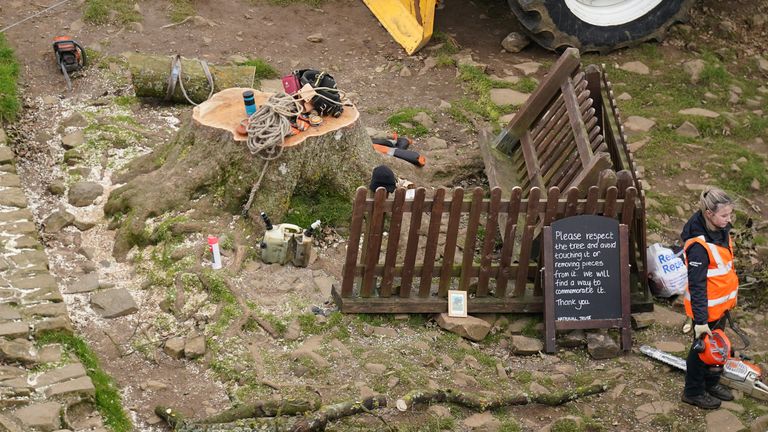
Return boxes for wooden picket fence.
[333,184,643,314]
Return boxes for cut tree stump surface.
[192,87,360,145]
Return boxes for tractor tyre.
[508,0,697,53]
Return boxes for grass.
[37,331,132,432]
[386,108,432,137]
[398,416,456,431]
[169,0,196,23]
[284,180,353,228]
[84,0,141,25]
[236,58,280,80]
[0,33,20,123]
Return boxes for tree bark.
[155,395,388,432]
[395,384,606,411]
[199,398,321,424]
[125,53,262,104]
[104,89,385,261]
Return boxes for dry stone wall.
[0,130,105,432]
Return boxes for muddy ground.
[2,0,768,431]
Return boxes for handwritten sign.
[543,215,631,353]
[551,215,621,321]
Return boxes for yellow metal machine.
[363,0,697,55]
[362,0,436,55]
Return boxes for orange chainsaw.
[53,36,86,91]
[642,314,768,401]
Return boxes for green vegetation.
[399,416,456,431]
[386,108,432,137]
[448,65,534,127]
[236,58,280,80]
[169,0,196,23]
[285,181,353,228]
[37,331,132,432]
[84,0,141,25]
[431,31,461,67]
[0,33,20,123]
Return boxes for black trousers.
[683,318,726,397]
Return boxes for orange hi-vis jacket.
[683,235,738,322]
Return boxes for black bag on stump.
[296,69,344,118]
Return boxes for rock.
[364,363,387,374]
[513,61,541,76]
[0,188,27,208]
[750,179,760,191]
[0,338,37,364]
[706,408,745,432]
[501,32,530,53]
[306,33,323,43]
[453,51,487,72]
[676,121,700,138]
[68,181,104,207]
[620,61,650,75]
[413,111,434,129]
[617,92,632,101]
[529,381,549,396]
[227,54,248,64]
[0,304,21,321]
[48,179,66,196]
[425,137,448,150]
[164,337,185,359]
[683,59,705,83]
[751,415,768,432]
[654,341,686,353]
[427,405,451,418]
[184,333,206,359]
[435,313,492,341]
[0,147,13,165]
[43,209,75,233]
[372,326,398,337]
[439,100,452,110]
[498,113,515,125]
[387,376,399,388]
[635,401,675,423]
[631,312,656,329]
[284,319,301,341]
[61,130,84,149]
[61,112,87,128]
[13,402,62,432]
[46,375,95,398]
[0,129,7,145]
[0,322,28,339]
[510,335,543,355]
[628,137,649,153]
[463,411,501,431]
[586,332,620,359]
[757,57,768,75]
[624,116,656,133]
[67,273,100,294]
[495,362,508,380]
[399,66,412,77]
[73,218,97,231]
[312,275,335,297]
[679,108,720,118]
[259,79,283,93]
[419,57,438,75]
[90,288,138,318]
[489,88,529,106]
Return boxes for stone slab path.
[0,132,105,432]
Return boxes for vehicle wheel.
[508,0,696,53]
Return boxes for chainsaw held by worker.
[641,337,768,401]
[52,36,86,92]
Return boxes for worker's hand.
[694,324,712,339]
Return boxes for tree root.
[395,384,607,412]
[155,395,387,432]
[156,385,604,431]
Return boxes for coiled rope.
[241,92,304,216]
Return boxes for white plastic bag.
[647,243,688,297]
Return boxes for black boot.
[682,392,721,409]
[707,383,734,401]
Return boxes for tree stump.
[105,88,385,260]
